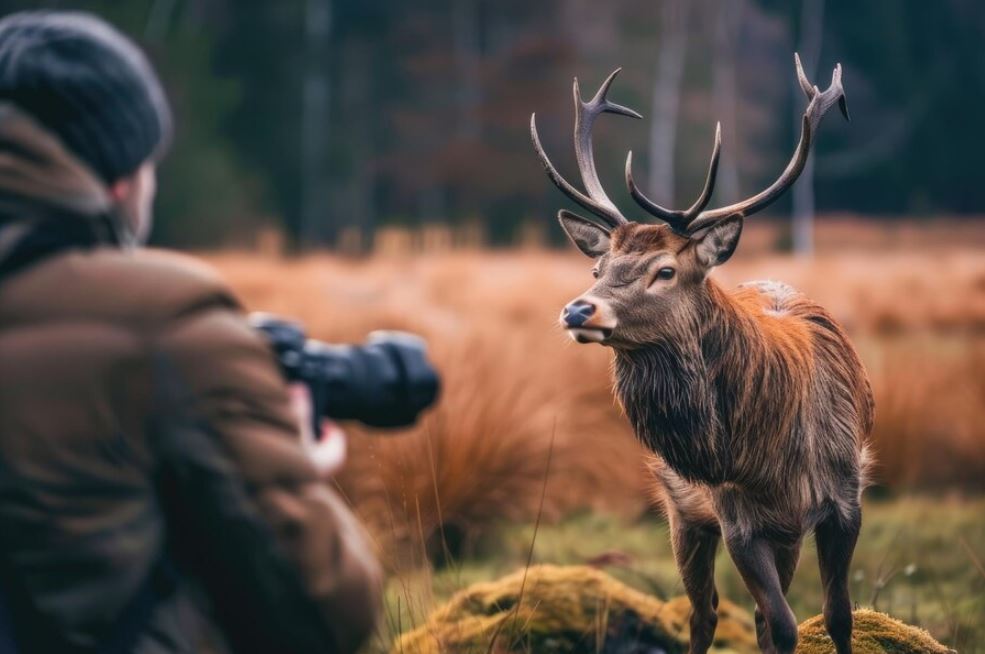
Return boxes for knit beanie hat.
[0,11,172,184]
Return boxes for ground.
[390,565,953,654]
[369,497,985,654]
[206,245,985,653]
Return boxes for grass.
[207,241,985,548]
[203,224,985,651]
[369,497,985,653]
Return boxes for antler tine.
[795,53,850,122]
[624,122,722,235]
[794,52,815,100]
[573,68,641,225]
[530,68,641,230]
[624,151,690,234]
[531,114,620,229]
[682,121,722,218]
[581,68,643,120]
[686,54,849,234]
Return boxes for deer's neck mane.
[613,279,763,485]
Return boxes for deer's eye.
[592,268,600,279]
[655,267,676,281]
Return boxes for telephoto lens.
[250,314,441,432]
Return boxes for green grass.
[369,496,985,653]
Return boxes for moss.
[797,610,955,654]
[391,565,955,654]
[390,564,754,654]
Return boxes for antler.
[531,68,642,231]
[625,122,722,235]
[627,53,849,235]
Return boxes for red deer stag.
[530,55,873,654]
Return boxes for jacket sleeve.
[147,290,382,654]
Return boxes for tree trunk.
[144,0,177,41]
[453,0,482,141]
[343,38,374,253]
[647,0,690,206]
[711,0,742,205]
[792,0,825,256]
[300,0,332,247]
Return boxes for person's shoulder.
[86,248,239,321]
[90,247,227,291]
[0,247,248,354]
[0,247,241,329]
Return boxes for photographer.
[0,11,382,654]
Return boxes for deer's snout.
[560,298,616,344]
[562,300,596,327]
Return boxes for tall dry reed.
[205,238,985,553]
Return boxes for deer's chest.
[614,360,730,485]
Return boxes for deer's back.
[723,280,873,525]
[642,279,874,534]
[736,278,873,429]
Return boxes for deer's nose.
[562,300,596,327]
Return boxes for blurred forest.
[2,0,982,248]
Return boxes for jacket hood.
[0,101,124,275]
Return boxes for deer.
[530,54,873,654]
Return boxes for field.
[372,498,985,653]
[206,219,985,652]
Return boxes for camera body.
[250,314,440,434]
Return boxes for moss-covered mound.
[391,565,954,654]
[798,610,955,654]
[391,564,755,653]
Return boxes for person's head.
[0,11,171,242]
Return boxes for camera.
[249,313,440,433]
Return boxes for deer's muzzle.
[560,299,616,343]
[561,300,595,327]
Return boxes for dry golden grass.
[209,250,648,554]
[203,230,985,551]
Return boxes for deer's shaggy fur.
[580,223,874,654]
[611,248,875,543]
[538,57,863,654]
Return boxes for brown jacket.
[0,104,381,653]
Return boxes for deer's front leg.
[723,533,799,654]
[753,540,802,654]
[669,513,721,654]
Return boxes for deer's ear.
[691,214,743,268]
[558,210,610,258]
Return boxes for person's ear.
[107,176,133,203]
[558,210,611,258]
[691,214,743,268]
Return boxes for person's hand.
[288,383,347,478]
